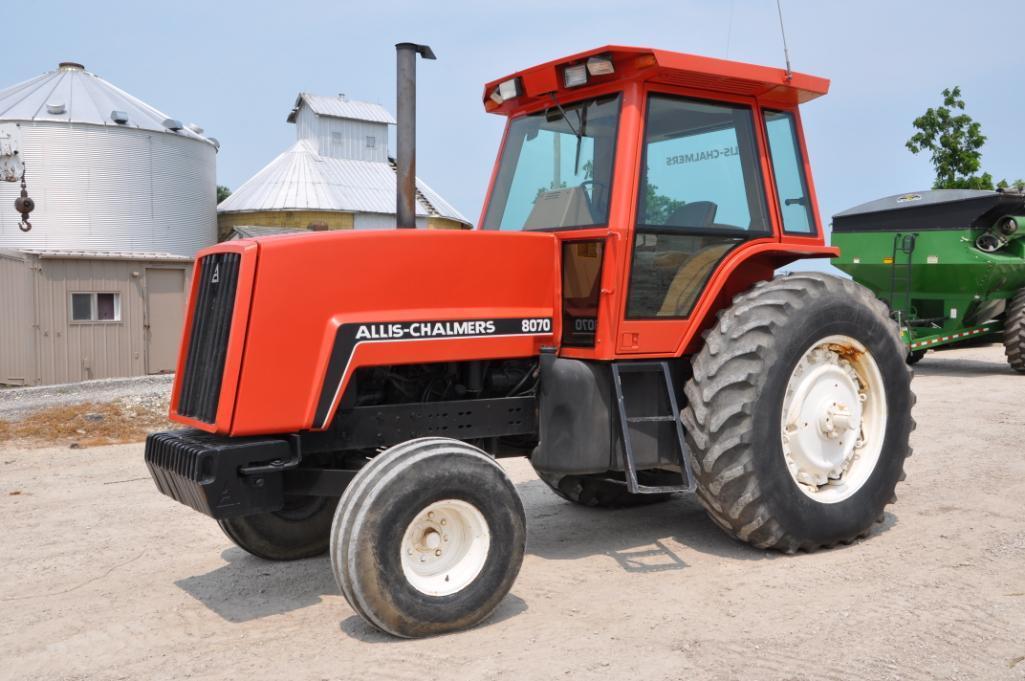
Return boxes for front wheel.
[331,438,525,638]
[682,273,915,553]
[218,495,338,561]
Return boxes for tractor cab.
[479,46,833,357]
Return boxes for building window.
[366,135,376,148]
[70,292,121,322]
[331,131,342,144]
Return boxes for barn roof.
[286,93,395,125]
[217,139,468,224]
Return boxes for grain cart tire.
[1004,288,1025,373]
[906,349,926,365]
[682,273,914,553]
[218,495,338,561]
[331,438,525,638]
[537,472,673,507]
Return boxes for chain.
[15,165,33,232]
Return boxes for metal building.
[217,93,469,237]
[0,62,216,385]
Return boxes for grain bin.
[0,62,217,257]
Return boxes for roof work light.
[489,78,522,105]
[563,54,615,88]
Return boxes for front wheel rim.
[780,335,888,504]
[400,499,491,597]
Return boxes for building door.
[145,268,186,374]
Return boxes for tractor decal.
[313,317,554,428]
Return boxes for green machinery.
[831,189,1025,371]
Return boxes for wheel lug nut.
[440,519,446,526]
[427,512,434,519]
[435,549,442,557]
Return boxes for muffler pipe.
[395,42,436,229]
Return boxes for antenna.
[776,0,793,81]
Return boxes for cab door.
[616,88,777,355]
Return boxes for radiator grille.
[177,252,241,423]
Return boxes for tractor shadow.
[175,479,897,629]
[175,547,337,623]
[517,478,899,570]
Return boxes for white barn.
[217,93,469,237]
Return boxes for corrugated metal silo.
[0,62,217,257]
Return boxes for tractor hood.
[173,229,559,436]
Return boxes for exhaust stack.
[395,42,436,229]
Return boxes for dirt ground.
[1,344,1023,681]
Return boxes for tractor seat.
[657,242,736,316]
[665,201,717,228]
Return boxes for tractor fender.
[676,241,838,356]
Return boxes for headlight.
[1000,216,1019,236]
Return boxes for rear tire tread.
[682,273,913,553]
[1004,288,1025,373]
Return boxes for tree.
[906,86,994,190]
[642,180,685,224]
[997,178,1025,192]
[216,185,232,204]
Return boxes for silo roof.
[287,93,396,125]
[0,62,215,146]
[218,139,469,225]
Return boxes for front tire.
[218,495,338,561]
[682,273,914,553]
[1004,288,1025,373]
[331,438,525,638]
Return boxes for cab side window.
[764,110,816,235]
[628,95,769,319]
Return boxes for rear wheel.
[218,495,337,561]
[537,471,674,507]
[682,273,914,553]
[906,349,926,365]
[1004,288,1025,373]
[331,438,525,638]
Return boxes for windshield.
[482,94,621,231]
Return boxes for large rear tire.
[682,273,915,553]
[218,495,338,561]
[537,472,674,507]
[1004,288,1025,373]
[331,438,525,638]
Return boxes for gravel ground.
[1,344,1023,681]
[0,375,173,421]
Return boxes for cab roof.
[483,45,829,115]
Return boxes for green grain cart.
[831,189,1025,370]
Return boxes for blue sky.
[8,0,1023,235]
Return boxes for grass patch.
[0,401,177,448]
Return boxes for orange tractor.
[146,45,914,637]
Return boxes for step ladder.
[888,232,917,325]
[610,361,695,494]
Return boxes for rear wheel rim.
[400,499,490,596]
[780,335,887,504]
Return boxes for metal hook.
[14,165,33,232]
